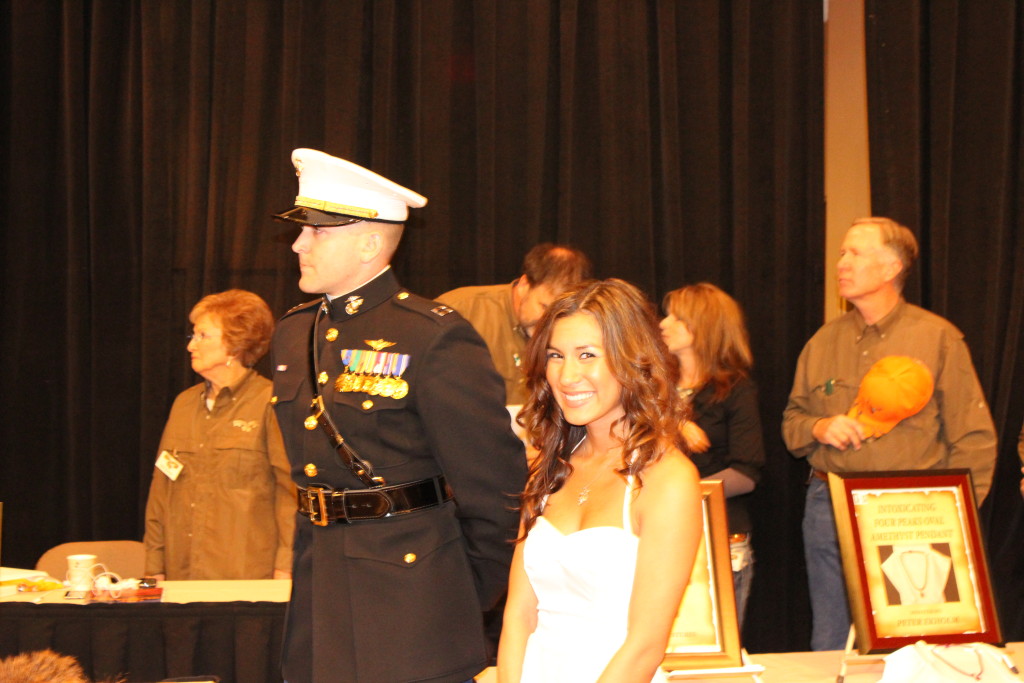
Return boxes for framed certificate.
[828,470,1002,654]
[662,480,743,670]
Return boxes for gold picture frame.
[828,470,1002,654]
[662,480,743,670]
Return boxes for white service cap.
[273,148,427,226]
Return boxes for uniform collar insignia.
[344,295,364,315]
[324,268,402,322]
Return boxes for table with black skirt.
[0,579,288,683]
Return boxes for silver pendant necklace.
[576,471,602,506]
[899,550,930,598]
[572,438,604,506]
[930,645,984,680]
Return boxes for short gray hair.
[852,217,919,290]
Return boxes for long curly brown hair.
[517,279,685,535]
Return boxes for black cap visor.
[272,206,364,227]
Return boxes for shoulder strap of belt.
[308,300,385,488]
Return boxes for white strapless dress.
[520,477,668,683]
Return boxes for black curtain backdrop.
[1,1,823,654]
[865,1,1024,641]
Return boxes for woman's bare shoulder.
[634,444,702,534]
[640,444,699,494]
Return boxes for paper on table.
[0,567,48,597]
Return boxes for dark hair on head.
[662,282,753,403]
[190,289,274,367]
[851,217,919,290]
[516,278,684,535]
[0,648,127,683]
[520,243,593,292]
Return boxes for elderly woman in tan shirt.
[144,289,295,580]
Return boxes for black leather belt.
[298,475,453,526]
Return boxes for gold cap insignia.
[361,400,374,410]
[295,195,379,219]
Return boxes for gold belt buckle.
[306,486,331,527]
[314,488,330,526]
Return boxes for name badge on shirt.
[156,450,184,481]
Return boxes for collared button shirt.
[144,369,295,579]
[437,282,529,405]
[689,376,765,534]
[782,300,996,503]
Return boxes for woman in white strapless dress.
[497,279,704,683]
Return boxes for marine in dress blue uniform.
[271,149,526,682]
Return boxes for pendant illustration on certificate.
[879,543,956,605]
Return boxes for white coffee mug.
[66,553,98,591]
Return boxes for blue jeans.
[730,539,754,633]
[803,476,851,650]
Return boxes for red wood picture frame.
[828,470,1002,654]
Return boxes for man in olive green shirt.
[782,217,996,651]
[438,243,592,405]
